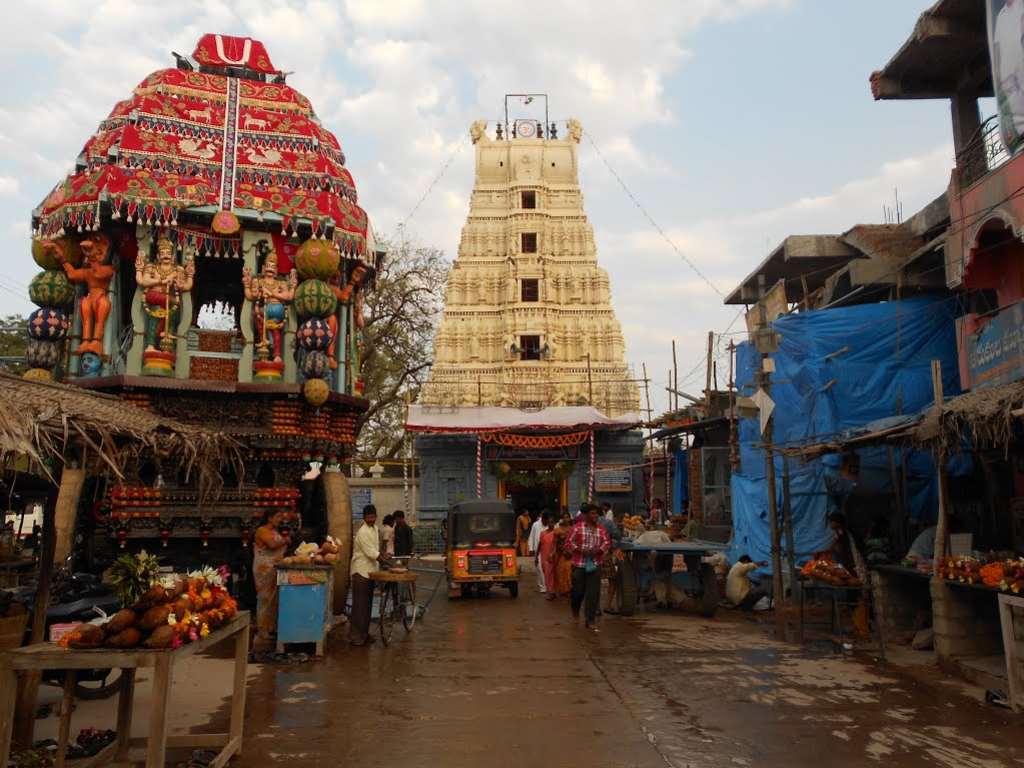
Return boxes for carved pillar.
[125,225,151,376]
[174,243,195,379]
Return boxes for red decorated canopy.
[33,35,368,255]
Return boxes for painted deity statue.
[326,263,368,369]
[242,252,298,363]
[45,235,114,356]
[135,238,195,353]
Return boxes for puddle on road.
[866,726,1012,768]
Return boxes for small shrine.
[25,34,378,563]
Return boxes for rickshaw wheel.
[508,581,519,598]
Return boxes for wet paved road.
[231,574,1024,768]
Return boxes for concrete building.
[411,111,643,520]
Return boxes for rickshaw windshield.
[450,513,516,548]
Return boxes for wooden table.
[998,594,1024,713]
[0,611,249,768]
[798,579,885,659]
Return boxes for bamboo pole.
[931,360,949,578]
[671,339,679,412]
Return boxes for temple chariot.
[24,34,378,572]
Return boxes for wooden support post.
[704,331,713,410]
[114,670,136,759]
[931,360,950,578]
[887,447,906,554]
[782,456,798,602]
[642,362,654,507]
[14,473,65,747]
[53,467,85,565]
[146,654,173,768]
[323,468,353,614]
[230,621,250,753]
[55,671,76,768]
[758,276,785,635]
[671,339,679,412]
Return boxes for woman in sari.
[516,508,532,557]
[553,516,574,597]
[253,510,290,652]
[538,515,559,601]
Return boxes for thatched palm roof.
[0,373,238,486]
[914,380,1024,457]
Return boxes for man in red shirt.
[563,503,612,632]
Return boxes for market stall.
[0,373,236,748]
[0,610,249,768]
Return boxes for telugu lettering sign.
[594,465,632,493]
[966,301,1024,390]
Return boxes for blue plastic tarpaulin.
[728,297,961,570]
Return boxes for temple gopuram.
[409,102,644,518]
[25,34,376,586]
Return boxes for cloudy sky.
[0,1,965,414]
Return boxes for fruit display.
[941,556,1024,592]
[280,536,341,566]
[800,559,861,586]
[621,515,647,538]
[58,569,237,650]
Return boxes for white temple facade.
[420,119,640,416]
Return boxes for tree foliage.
[0,314,27,375]
[357,237,448,458]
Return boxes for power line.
[584,130,725,299]
[395,136,467,237]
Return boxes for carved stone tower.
[420,117,640,416]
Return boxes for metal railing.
[957,115,1011,187]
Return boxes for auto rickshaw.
[444,500,519,598]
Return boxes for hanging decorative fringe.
[476,435,483,499]
[588,430,596,502]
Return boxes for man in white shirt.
[350,504,388,645]
[528,511,547,593]
[726,555,769,610]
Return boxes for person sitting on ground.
[393,510,413,557]
[726,555,769,610]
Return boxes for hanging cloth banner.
[479,431,589,450]
[988,0,1024,153]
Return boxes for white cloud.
[0,177,19,198]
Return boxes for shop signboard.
[594,465,632,493]
[966,300,1024,390]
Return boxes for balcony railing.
[958,115,1011,187]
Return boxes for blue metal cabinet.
[276,564,334,655]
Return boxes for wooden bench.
[0,611,249,768]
